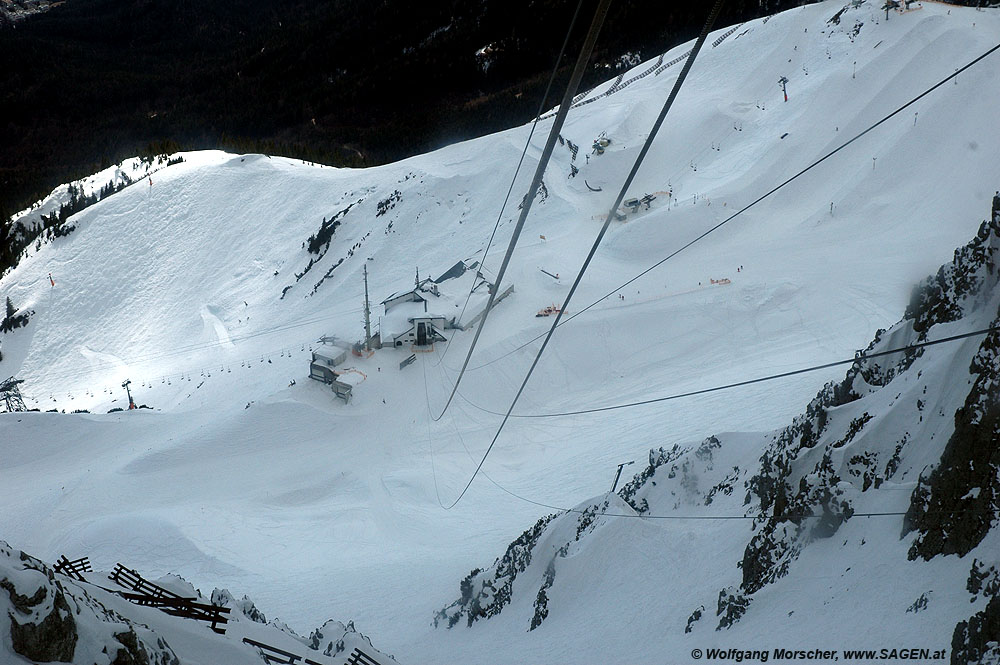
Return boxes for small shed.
[309,345,347,383]
[331,379,353,403]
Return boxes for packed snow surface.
[2,2,1000,662]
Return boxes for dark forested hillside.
[1,0,815,221]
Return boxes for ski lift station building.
[379,282,449,348]
[381,311,449,348]
[378,260,513,349]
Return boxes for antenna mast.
[363,264,372,352]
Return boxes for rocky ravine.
[434,193,1000,664]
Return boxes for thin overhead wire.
[420,357,448,508]
[49,300,365,384]
[440,0,726,509]
[446,325,1000,522]
[451,326,1000,418]
[430,0,614,421]
[465,40,1000,373]
[423,357,523,509]
[480,479,951,522]
[436,0,586,368]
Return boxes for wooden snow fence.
[711,23,744,48]
[537,20,744,123]
[53,555,92,581]
[346,648,384,665]
[242,637,325,665]
[240,638,384,665]
[109,563,231,634]
[109,563,193,600]
[118,593,231,634]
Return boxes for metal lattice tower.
[0,376,27,412]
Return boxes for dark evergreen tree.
[1,296,31,333]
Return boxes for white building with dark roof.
[377,260,513,350]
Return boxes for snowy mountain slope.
[1,2,1000,663]
[434,194,1000,661]
[3,1,998,416]
[0,538,398,665]
[1,154,186,279]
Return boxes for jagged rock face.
[434,513,556,629]
[904,320,1000,559]
[435,193,1000,634]
[0,541,180,665]
[741,448,856,594]
[211,588,267,624]
[434,495,630,632]
[618,443,694,514]
[109,629,150,665]
[951,595,1000,665]
[953,560,1000,665]
[716,587,750,631]
[685,605,705,633]
[2,551,78,663]
[306,619,391,662]
[905,194,1000,335]
[903,196,1000,560]
[6,576,77,662]
[741,194,1000,596]
[309,620,349,657]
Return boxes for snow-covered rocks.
[0,540,180,665]
[435,191,1000,651]
[0,538,402,665]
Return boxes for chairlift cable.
[457,325,1000,521]
[449,326,1000,418]
[434,0,587,368]
[441,0,726,508]
[465,40,1000,373]
[430,0,615,422]
[51,301,365,384]
[482,477,954,521]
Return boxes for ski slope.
[2,2,1000,662]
